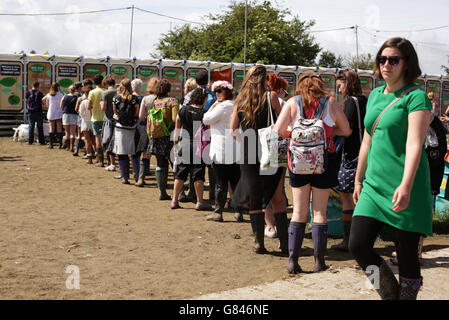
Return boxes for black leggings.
[349,215,421,279]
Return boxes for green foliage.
[442,56,449,75]
[343,53,376,71]
[154,0,321,66]
[318,50,344,68]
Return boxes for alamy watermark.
[65,265,80,290]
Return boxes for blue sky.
[0,0,447,74]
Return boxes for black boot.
[250,212,268,254]
[208,166,216,201]
[274,211,289,255]
[206,182,227,222]
[312,223,329,272]
[118,158,130,184]
[96,147,105,167]
[135,159,146,187]
[57,132,64,149]
[155,167,170,200]
[399,276,422,300]
[48,133,55,149]
[331,219,352,252]
[371,260,399,300]
[288,221,306,274]
[73,139,80,156]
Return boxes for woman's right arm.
[75,97,81,113]
[229,105,240,140]
[353,129,372,205]
[274,97,296,138]
[138,98,148,123]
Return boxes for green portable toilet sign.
[85,66,102,76]
[321,75,332,84]
[58,78,74,88]
[376,79,386,87]
[235,71,244,81]
[29,64,46,74]
[360,77,373,89]
[164,69,179,78]
[138,68,155,78]
[112,66,127,76]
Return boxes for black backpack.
[116,96,137,127]
[26,90,41,112]
[425,114,447,195]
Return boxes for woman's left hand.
[392,184,411,212]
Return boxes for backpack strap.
[351,96,363,144]
[294,95,304,119]
[313,96,327,120]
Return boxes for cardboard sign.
[0,62,22,110]
[162,67,183,101]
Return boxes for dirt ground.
[1,136,449,300]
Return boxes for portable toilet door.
[0,59,24,111]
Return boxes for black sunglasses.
[215,89,223,93]
[377,55,403,66]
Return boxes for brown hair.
[374,37,422,84]
[117,78,133,102]
[336,69,362,97]
[189,88,208,106]
[155,79,171,97]
[49,82,60,96]
[267,73,288,91]
[295,72,329,108]
[146,77,160,95]
[103,76,115,88]
[68,85,75,94]
[234,65,268,127]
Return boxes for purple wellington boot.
[312,223,330,272]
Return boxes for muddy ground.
[1,137,448,300]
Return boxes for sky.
[0,0,448,75]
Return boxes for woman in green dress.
[349,37,433,300]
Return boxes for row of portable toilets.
[1,53,449,115]
[2,53,449,236]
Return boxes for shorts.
[289,152,339,189]
[62,113,78,126]
[81,119,93,132]
[92,121,104,136]
[174,163,206,182]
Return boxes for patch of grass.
[433,217,449,234]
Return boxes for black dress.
[231,95,283,211]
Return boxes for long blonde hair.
[234,65,268,127]
[295,72,329,109]
[117,78,133,102]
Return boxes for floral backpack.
[288,95,328,174]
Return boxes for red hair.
[267,73,288,91]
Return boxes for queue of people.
[25,37,436,300]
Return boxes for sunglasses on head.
[377,55,403,66]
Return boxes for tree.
[442,56,449,75]
[343,53,375,70]
[317,50,344,68]
[154,0,321,66]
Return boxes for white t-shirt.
[46,92,64,120]
[78,97,92,121]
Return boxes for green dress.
[353,83,433,236]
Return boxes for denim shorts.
[92,121,104,136]
[289,152,339,189]
[62,113,78,126]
